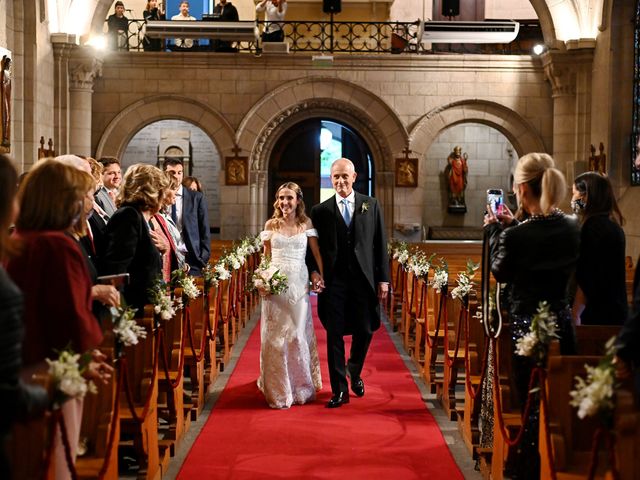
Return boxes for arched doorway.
[268,118,374,214]
[121,119,221,235]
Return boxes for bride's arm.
[262,220,273,258]
[306,219,324,282]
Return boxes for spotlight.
[532,44,545,55]
[86,35,107,50]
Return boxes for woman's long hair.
[119,163,170,214]
[574,171,625,225]
[271,182,308,226]
[514,152,566,215]
[0,154,18,260]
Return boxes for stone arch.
[236,76,408,173]
[529,0,562,47]
[89,0,115,36]
[235,76,407,234]
[409,99,546,160]
[95,94,236,160]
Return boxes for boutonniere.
[361,202,369,214]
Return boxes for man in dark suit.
[309,158,390,408]
[163,158,210,275]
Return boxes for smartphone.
[97,273,130,288]
[487,189,504,215]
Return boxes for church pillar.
[51,34,76,156]
[251,170,268,235]
[68,53,102,156]
[376,170,394,237]
[541,48,594,184]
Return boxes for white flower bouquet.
[408,251,435,280]
[431,259,449,294]
[390,241,409,267]
[514,301,559,364]
[251,257,288,295]
[46,349,97,405]
[111,305,146,347]
[570,337,617,421]
[148,279,182,321]
[226,252,243,270]
[172,269,201,302]
[450,259,480,301]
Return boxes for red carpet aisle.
[178,297,464,479]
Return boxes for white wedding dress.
[257,229,322,408]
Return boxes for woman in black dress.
[143,0,165,51]
[484,152,580,480]
[571,171,627,326]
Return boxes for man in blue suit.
[163,158,210,275]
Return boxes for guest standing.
[107,1,129,50]
[143,0,166,51]
[484,152,580,480]
[571,171,627,326]
[0,154,48,478]
[256,0,287,43]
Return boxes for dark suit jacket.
[181,187,210,275]
[101,205,162,312]
[310,192,390,329]
[94,186,116,217]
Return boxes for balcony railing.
[108,19,542,55]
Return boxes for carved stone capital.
[540,49,594,98]
[69,56,103,92]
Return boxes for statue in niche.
[445,146,468,213]
[1,55,11,151]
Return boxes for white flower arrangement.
[172,269,201,301]
[215,261,231,281]
[431,259,449,294]
[569,337,617,421]
[111,305,147,347]
[252,257,288,295]
[148,279,182,321]
[46,350,97,404]
[226,252,243,270]
[391,241,409,264]
[450,259,480,301]
[514,301,559,364]
[361,201,369,214]
[407,251,435,279]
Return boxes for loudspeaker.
[441,0,460,17]
[323,0,341,14]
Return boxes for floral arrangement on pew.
[46,349,97,406]
[172,268,201,306]
[431,258,449,294]
[569,336,617,422]
[390,241,410,267]
[251,256,288,296]
[111,304,147,347]
[514,301,559,365]
[406,251,435,280]
[450,259,480,302]
[148,278,182,321]
[203,258,232,290]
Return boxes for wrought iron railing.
[107,18,542,56]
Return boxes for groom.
[309,158,390,408]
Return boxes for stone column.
[51,33,77,156]
[541,48,595,184]
[69,53,102,156]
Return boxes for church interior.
[1,0,640,478]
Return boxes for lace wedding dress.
[257,229,322,408]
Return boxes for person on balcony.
[171,1,197,50]
[211,0,239,52]
[256,0,287,43]
[107,1,129,51]
[143,0,166,52]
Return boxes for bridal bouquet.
[252,257,288,295]
[514,301,559,364]
[46,349,97,406]
[569,336,617,421]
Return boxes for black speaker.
[441,0,460,17]
[323,0,341,14]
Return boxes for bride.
[258,182,323,408]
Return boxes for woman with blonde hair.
[257,182,324,408]
[102,163,169,311]
[483,152,580,480]
[6,159,111,479]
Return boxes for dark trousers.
[322,274,375,394]
[262,29,284,43]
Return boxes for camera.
[487,189,504,215]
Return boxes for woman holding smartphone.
[483,152,580,480]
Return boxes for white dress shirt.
[255,1,287,33]
[175,185,184,232]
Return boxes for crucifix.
[225,144,249,185]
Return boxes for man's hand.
[377,282,389,302]
[91,285,121,307]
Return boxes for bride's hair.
[271,182,308,226]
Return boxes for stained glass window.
[632,0,640,185]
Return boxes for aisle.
[177,298,465,479]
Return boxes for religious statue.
[588,143,606,174]
[444,146,468,213]
[1,55,11,150]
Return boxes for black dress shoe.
[326,392,350,408]
[350,378,365,397]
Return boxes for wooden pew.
[612,389,640,480]
[118,306,163,480]
[183,281,207,420]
